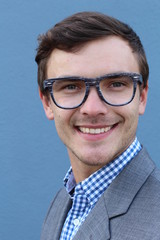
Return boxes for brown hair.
[35,11,149,94]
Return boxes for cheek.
[118,102,140,133]
[54,116,68,145]
[116,107,139,149]
[53,109,74,139]
[54,113,65,133]
[127,111,139,132]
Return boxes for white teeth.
[79,126,111,134]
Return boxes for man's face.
[41,36,148,182]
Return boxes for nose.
[79,87,108,116]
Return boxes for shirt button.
[73,218,80,226]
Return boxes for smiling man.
[35,12,160,240]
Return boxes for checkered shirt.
[60,138,141,240]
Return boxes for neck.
[69,155,104,183]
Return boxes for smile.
[79,126,112,134]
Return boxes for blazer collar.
[73,148,155,240]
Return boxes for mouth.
[78,125,114,135]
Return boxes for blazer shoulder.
[142,147,160,192]
[146,167,160,196]
[151,167,160,182]
[136,148,160,203]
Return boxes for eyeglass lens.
[52,75,135,108]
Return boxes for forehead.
[47,36,139,78]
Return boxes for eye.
[111,81,125,88]
[53,80,85,93]
[64,83,79,90]
[107,76,132,89]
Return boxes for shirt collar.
[64,167,76,194]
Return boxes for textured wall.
[0,0,160,239]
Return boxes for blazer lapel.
[104,147,155,219]
[73,194,110,240]
[41,188,72,240]
[73,148,155,240]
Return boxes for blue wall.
[0,0,160,239]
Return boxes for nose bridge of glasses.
[86,77,100,86]
[85,78,104,103]
[85,78,100,97]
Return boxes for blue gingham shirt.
[60,138,141,240]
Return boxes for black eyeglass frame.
[43,72,143,109]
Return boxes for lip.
[75,123,118,141]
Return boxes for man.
[35,12,160,240]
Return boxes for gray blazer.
[41,148,160,240]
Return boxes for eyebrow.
[50,71,126,79]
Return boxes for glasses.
[43,72,143,109]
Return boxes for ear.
[139,83,148,115]
[39,88,54,120]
